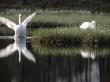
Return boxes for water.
[0,37,110,82]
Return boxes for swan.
[0,37,36,63]
[0,12,36,37]
[80,20,96,30]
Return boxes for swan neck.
[92,21,96,27]
[19,14,21,24]
[93,22,96,27]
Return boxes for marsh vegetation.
[0,9,110,45]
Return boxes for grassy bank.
[0,9,110,45]
[31,28,110,46]
[0,9,110,27]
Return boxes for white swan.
[80,20,96,30]
[0,12,36,37]
[0,37,36,63]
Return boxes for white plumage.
[80,20,96,30]
[0,12,36,37]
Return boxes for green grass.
[0,9,110,45]
[1,9,110,27]
[31,27,110,45]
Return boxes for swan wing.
[0,44,17,58]
[80,22,90,29]
[0,17,17,30]
[22,48,36,63]
[22,12,36,26]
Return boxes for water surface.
[0,37,110,82]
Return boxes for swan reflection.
[80,50,95,59]
[0,37,36,63]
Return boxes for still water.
[0,37,110,82]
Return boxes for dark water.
[0,37,110,82]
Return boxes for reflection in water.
[91,61,100,82]
[0,39,110,82]
[0,37,36,63]
[24,55,110,82]
[80,50,95,59]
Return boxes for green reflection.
[31,43,110,58]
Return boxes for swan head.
[92,20,96,28]
[19,13,22,24]
[19,13,22,17]
[92,20,96,24]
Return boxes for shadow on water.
[0,37,110,82]
[27,22,80,28]
[27,22,68,28]
[0,22,67,28]
[0,22,80,29]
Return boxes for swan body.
[80,20,96,30]
[0,12,36,37]
[0,37,36,63]
[14,24,26,37]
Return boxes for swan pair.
[80,20,96,30]
[0,12,36,37]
